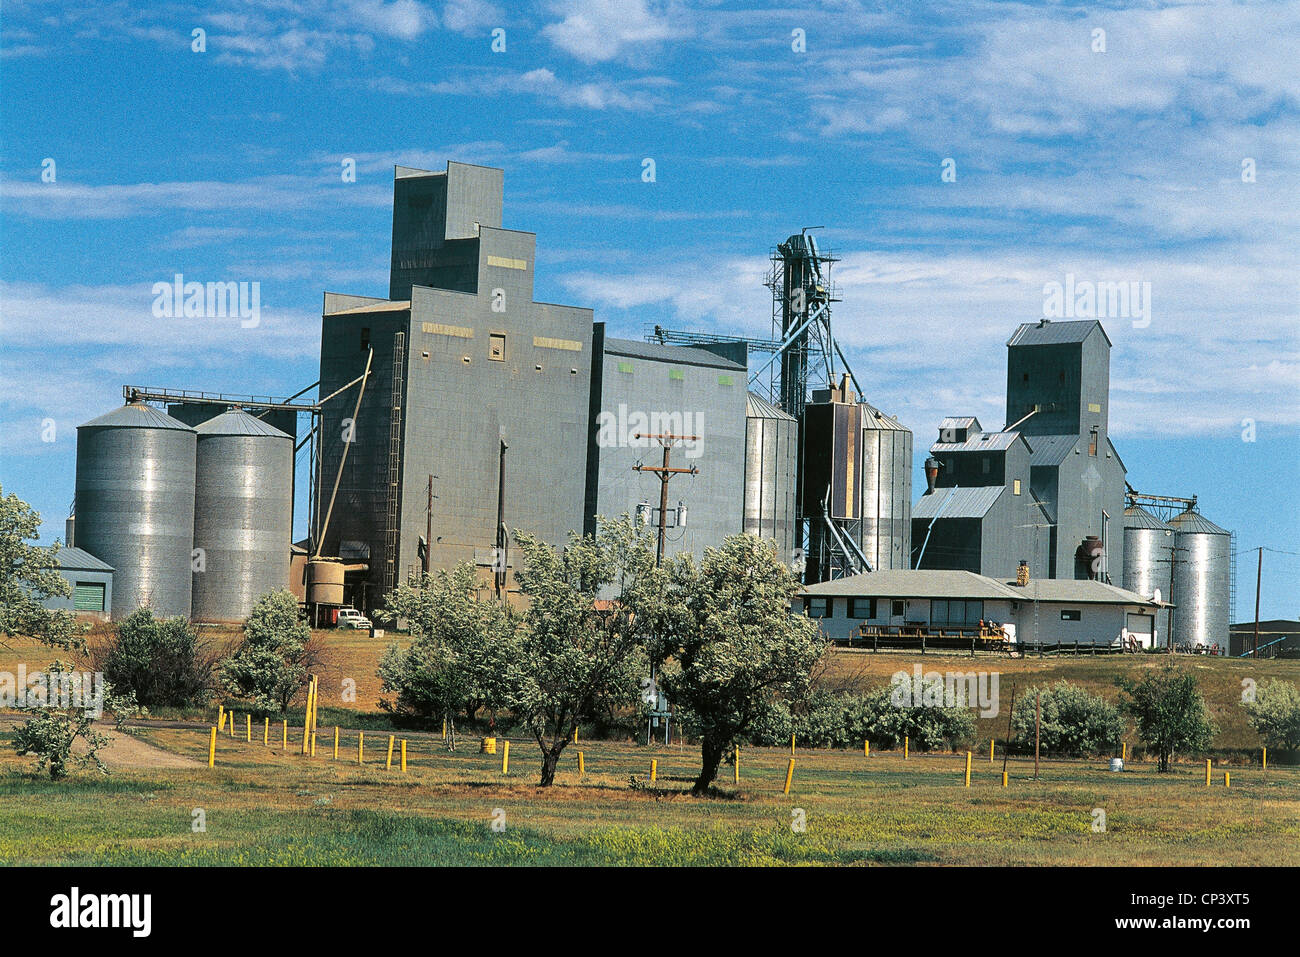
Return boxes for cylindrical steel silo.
[74,401,196,618]
[744,393,798,563]
[1169,508,1231,649]
[1122,505,1174,598]
[858,402,913,570]
[192,408,294,622]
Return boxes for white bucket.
[1109,758,1124,772]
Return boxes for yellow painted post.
[578,751,585,776]
[989,738,994,763]
[400,740,407,773]
[441,717,447,741]
[650,759,657,783]
[783,758,795,795]
[1001,771,1008,787]
[790,733,795,755]
[333,726,339,760]
[281,720,287,748]
[904,736,909,760]
[218,705,225,731]
[229,712,236,737]
[1263,747,1267,770]
[263,716,269,746]
[864,740,869,758]
[502,741,510,775]
[386,735,395,770]
[1206,759,1212,787]
[246,714,251,743]
[1224,771,1230,788]
[1122,741,1127,762]
[310,731,316,758]
[572,728,578,744]
[964,751,972,787]
[358,731,364,764]
[208,727,217,768]
[734,746,740,784]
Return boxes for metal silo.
[1122,506,1174,598]
[858,402,913,570]
[192,408,294,622]
[744,393,798,563]
[1169,508,1232,649]
[74,401,196,618]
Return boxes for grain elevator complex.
[62,160,1235,649]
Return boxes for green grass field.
[2,633,1297,866]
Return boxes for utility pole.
[633,432,699,566]
[423,474,434,575]
[495,439,508,600]
[1253,547,1263,658]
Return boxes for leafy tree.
[1243,679,1300,750]
[92,608,216,708]
[649,535,826,794]
[11,660,140,780]
[1118,662,1216,772]
[499,517,661,786]
[377,563,515,739]
[0,487,85,652]
[220,590,313,713]
[1012,680,1124,756]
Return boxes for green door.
[73,581,105,612]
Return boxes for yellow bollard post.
[1263,747,1267,771]
[358,731,364,764]
[1224,771,1230,788]
[208,727,217,768]
[990,738,994,763]
[246,714,251,743]
[218,705,225,731]
[791,733,795,755]
[386,735,395,770]
[734,746,740,785]
[1122,741,1127,762]
[864,740,870,758]
[229,712,236,738]
[502,741,510,775]
[578,751,585,777]
[441,717,447,741]
[904,735,909,760]
[333,726,339,760]
[1001,771,1008,787]
[282,720,287,748]
[965,751,972,787]
[401,740,407,773]
[650,759,657,783]
[1206,759,1212,787]
[573,728,578,744]
[783,758,795,795]
[263,716,269,746]
[310,730,316,758]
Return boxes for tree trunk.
[692,736,726,795]
[539,745,562,787]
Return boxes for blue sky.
[2,0,1297,619]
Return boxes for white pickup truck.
[336,607,372,630]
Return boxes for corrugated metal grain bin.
[1169,508,1231,649]
[858,402,913,570]
[74,401,196,618]
[191,408,294,622]
[744,393,798,562]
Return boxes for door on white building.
[1126,612,1154,650]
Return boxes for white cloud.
[541,0,681,64]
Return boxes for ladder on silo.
[383,332,405,593]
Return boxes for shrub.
[94,608,216,708]
[1243,679,1300,750]
[1011,681,1124,756]
[1118,662,1215,772]
[220,590,313,713]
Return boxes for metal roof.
[54,547,114,572]
[1122,505,1171,530]
[939,416,981,432]
[603,337,747,370]
[1007,319,1111,347]
[78,401,194,432]
[325,299,411,316]
[802,569,1022,600]
[1000,577,1162,606]
[746,393,796,420]
[912,485,1004,519]
[861,401,910,432]
[1026,433,1080,467]
[195,408,293,439]
[931,431,1022,454]
[1169,509,1230,536]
